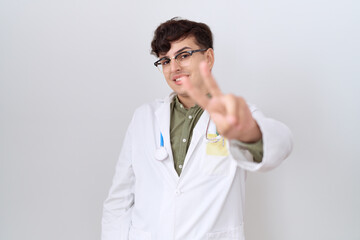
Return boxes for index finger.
[199,61,222,98]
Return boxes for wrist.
[236,122,262,143]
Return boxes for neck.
[177,95,196,109]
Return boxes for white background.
[1,0,359,239]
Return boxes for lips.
[172,74,188,85]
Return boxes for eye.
[161,59,170,66]
[178,52,191,60]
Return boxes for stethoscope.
[154,118,223,161]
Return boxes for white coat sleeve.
[229,106,293,172]
[101,121,135,240]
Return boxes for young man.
[102,18,292,240]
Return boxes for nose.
[169,58,181,73]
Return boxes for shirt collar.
[173,95,201,111]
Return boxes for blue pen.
[160,132,164,147]
[155,132,168,161]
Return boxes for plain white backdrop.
[1,0,359,239]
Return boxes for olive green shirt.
[170,96,263,176]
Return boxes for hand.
[182,62,262,143]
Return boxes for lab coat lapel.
[155,94,179,183]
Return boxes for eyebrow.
[160,46,192,59]
[175,46,192,54]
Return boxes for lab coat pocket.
[129,225,151,240]
[205,135,228,156]
[202,138,230,176]
[207,225,245,240]
[202,154,230,176]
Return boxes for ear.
[205,48,215,70]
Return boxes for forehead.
[159,36,200,58]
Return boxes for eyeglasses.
[154,49,208,72]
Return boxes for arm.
[182,61,292,171]
[102,122,135,240]
[230,138,264,163]
[229,105,293,172]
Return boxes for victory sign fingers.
[182,61,261,142]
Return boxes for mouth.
[172,74,188,85]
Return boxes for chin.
[177,91,190,98]
[169,85,185,96]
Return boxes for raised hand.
[182,62,262,143]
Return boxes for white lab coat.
[102,93,293,240]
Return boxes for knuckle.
[237,96,246,103]
[224,94,236,102]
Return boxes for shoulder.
[131,93,175,120]
[133,98,163,116]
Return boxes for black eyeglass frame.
[153,48,208,69]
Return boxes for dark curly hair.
[151,17,213,57]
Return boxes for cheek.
[164,73,171,82]
[190,70,203,86]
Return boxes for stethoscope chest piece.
[155,147,168,161]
